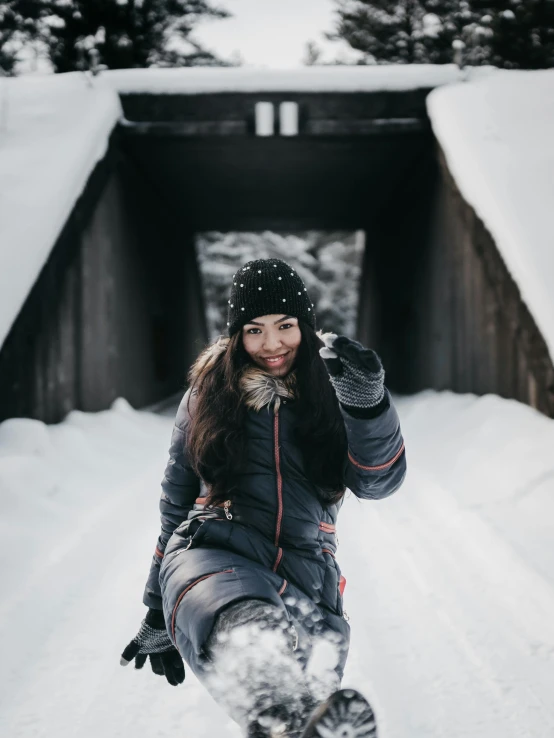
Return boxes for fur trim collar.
[189,337,297,413]
[239,365,296,413]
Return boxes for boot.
[300,688,377,738]
[247,694,318,738]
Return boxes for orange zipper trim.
[272,410,284,572]
[273,410,284,548]
[155,546,164,559]
[348,441,405,472]
[278,579,288,596]
[171,569,233,640]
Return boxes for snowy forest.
[195,231,364,339]
[327,0,554,68]
[0,0,231,73]
[1,0,553,74]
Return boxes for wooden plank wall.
[416,143,554,416]
[0,133,208,424]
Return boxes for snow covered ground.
[428,69,554,363]
[0,389,553,737]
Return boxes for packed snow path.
[1,391,553,737]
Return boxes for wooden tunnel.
[1,85,552,423]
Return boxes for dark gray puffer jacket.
[143,342,406,681]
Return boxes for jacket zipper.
[272,409,284,571]
[195,495,233,520]
[171,569,233,640]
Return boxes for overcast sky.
[194,0,352,68]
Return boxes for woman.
[121,258,406,737]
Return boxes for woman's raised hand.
[318,333,385,410]
[120,608,185,686]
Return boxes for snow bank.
[0,397,170,599]
[0,73,122,350]
[107,64,475,95]
[427,70,554,361]
[398,389,554,514]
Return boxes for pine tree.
[0,1,43,74]
[331,0,554,67]
[33,0,231,73]
[329,0,490,64]
[473,0,554,68]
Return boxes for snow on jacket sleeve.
[342,389,406,500]
[143,388,200,610]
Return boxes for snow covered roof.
[107,64,472,95]
[427,70,554,362]
[0,72,122,350]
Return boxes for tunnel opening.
[0,85,445,422]
[2,77,551,424]
[116,88,440,399]
[195,230,365,341]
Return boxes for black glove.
[120,608,185,686]
[319,333,386,411]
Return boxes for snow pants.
[201,598,344,736]
[160,531,351,733]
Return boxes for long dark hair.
[187,321,348,507]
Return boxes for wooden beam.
[120,117,427,137]
[119,119,248,136]
[306,118,428,135]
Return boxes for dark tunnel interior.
[117,90,439,396]
[0,88,445,423]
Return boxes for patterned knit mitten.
[319,333,385,409]
[120,608,185,686]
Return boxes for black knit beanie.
[227,258,316,336]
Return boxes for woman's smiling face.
[242,314,301,376]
